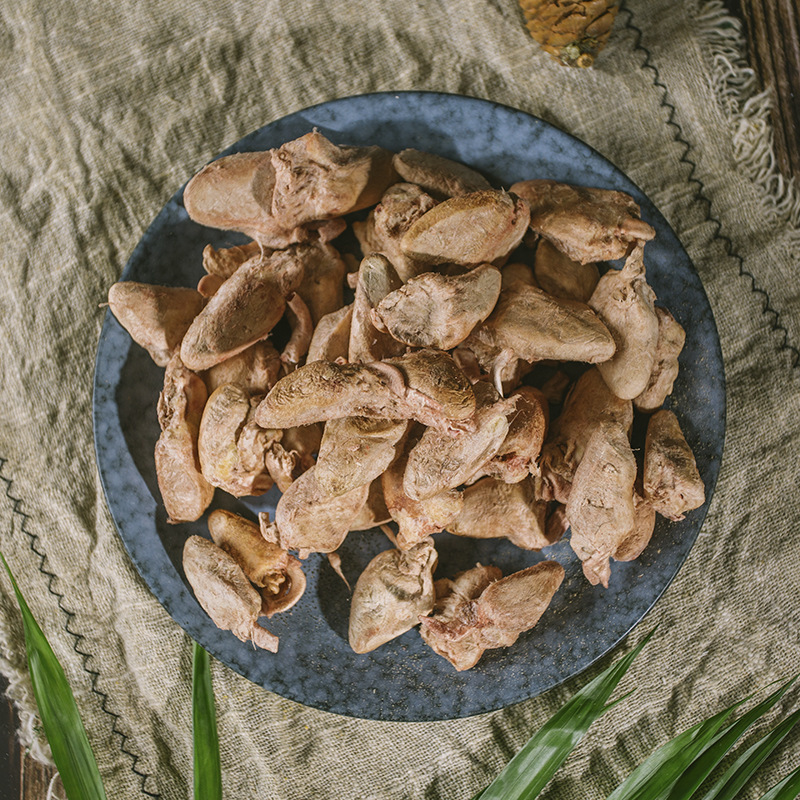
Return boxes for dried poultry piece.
[281,293,314,367]
[466,283,616,371]
[349,479,392,531]
[448,477,555,550]
[352,182,438,282]
[306,303,353,364]
[254,349,476,432]
[403,382,513,501]
[643,410,705,521]
[107,282,205,367]
[565,422,637,587]
[371,263,502,350]
[634,307,686,412]
[180,248,305,370]
[392,149,492,198]
[382,431,464,550]
[293,241,347,325]
[261,423,322,493]
[589,243,660,400]
[202,240,264,279]
[207,510,306,616]
[419,561,564,671]
[469,386,548,484]
[197,383,278,497]
[613,489,657,562]
[270,131,397,228]
[533,239,600,303]
[539,367,633,503]
[182,535,278,652]
[348,539,438,653]
[401,190,530,267]
[501,261,538,290]
[154,354,214,523]
[315,417,409,498]
[260,466,369,557]
[349,254,406,363]
[196,273,225,298]
[204,340,282,396]
[510,179,655,264]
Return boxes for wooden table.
[1,3,797,798]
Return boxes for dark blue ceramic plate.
[93,92,725,721]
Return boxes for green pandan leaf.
[192,641,222,800]
[475,629,655,800]
[1,553,107,800]
[756,764,800,800]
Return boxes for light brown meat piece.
[348,539,438,654]
[634,307,686,412]
[315,417,408,498]
[352,182,438,282]
[565,423,637,588]
[180,248,305,370]
[643,410,705,521]
[534,239,600,303]
[403,382,513,501]
[392,149,492,198]
[203,339,282,396]
[613,489,657,562]
[154,355,214,523]
[501,262,538,290]
[401,190,530,267]
[196,273,225,298]
[207,510,306,617]
[382,432,464,550]
[469,386,548,483]
[293,241,347,326]
[182,535,278,651]
[261,466,369,557]
[281,293,314,367]
[448,477,555,551]
[197,384,279,497]
[372,263,502,350]
[349,254,406,363]
[588,243,660,400]
[419,561,564,671]
[270,131,397,228]
[510,179,655,264]
[466,284,616,368]
[108,282,206,367]
[306,303,353,364]
[348,479,392,531]
[539,367,634,503]
[202,240,264,279]
[255,349,476,432]
[262,424,321,493]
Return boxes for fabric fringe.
[692,0,800,229]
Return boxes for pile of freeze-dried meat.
[106,131,705,671]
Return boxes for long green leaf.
[699,706,800,800]
[475,628,655,800]
[1,553,107,800]
[192,640,222,800]
[757,764,800,800]
[665,677,798,800]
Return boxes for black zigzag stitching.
[0,456,160,798]
[622,4,800,370]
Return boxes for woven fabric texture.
[1,1,798,798]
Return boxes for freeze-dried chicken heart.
[533,239,600,303]
[207,510,306,617]
[634,307,685,412]
[372,263,502,350]
[352,182,438,282]
[510,179,655,264]
[589,243,659,400]
[182,535,278,652]
[348,479,393,532]
[643,410,705,521]
[154,355,214,523]
[107,282,205,367]
[306,303,353,364]
[419,561,564,671]
[202,240,264,280]
[448,476,554,550]
[203,340,282,397]
[180,248,305,370]
[565,422,637,588]
[392,149,492,198]
[293,241,347,326]
[401,190,530,267]
[613,490,657,563]
[348,538,438,654]
[270,131,397,228]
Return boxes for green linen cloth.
[1,0,798,797]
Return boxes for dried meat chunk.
[392,149,492,198]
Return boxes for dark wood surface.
[1,4,797,799]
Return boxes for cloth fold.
[1,1,798,798]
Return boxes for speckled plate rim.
[93,91,726,721]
